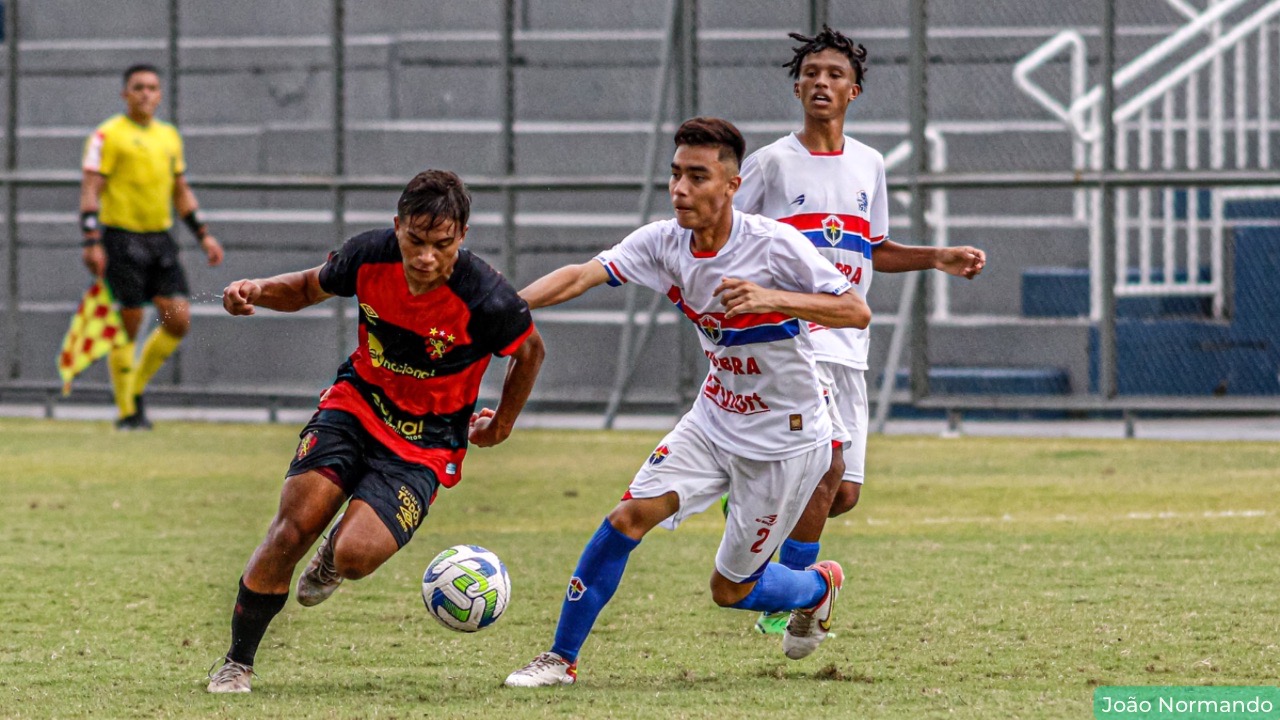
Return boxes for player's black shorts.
[101,227,190,308]
[286,409,439,548]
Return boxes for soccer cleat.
[755,611,789,635]
[781,560,844,660]
[296,514,343,607]
[206,658,254,693]
[504,651,578,687]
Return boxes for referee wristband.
[80,211,99,235]
[182,210,209,242]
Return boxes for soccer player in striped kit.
[505,117,870,687]
[735,26,986,635]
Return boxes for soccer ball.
[421,544,510,632]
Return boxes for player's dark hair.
[397,169,471,231]
[123,64,161,86]
[784,25,868,88]
[673,117,746,170]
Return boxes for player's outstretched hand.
[201,235,226,267]
[714,277,778,318]
[222,279,262,316]
[938,246,986,279]
[468,407,510,447]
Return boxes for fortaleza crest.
[823,214,845,245]
[424,327,457,360]
[648,444,670,466]
[566,576,586,601]
[698,315,723,343]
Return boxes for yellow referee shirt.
[82,114,187,234]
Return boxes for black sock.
[226,577,288,667]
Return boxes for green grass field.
[2,418,1277,718]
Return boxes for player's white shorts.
[626,412,831,583]
[817,361,868,485]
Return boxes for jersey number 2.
[750,527,770,554]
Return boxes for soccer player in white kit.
[735,26,986,635]
[505,117,871,687]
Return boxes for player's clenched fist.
[223,279,262,316]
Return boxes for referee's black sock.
[226,577,288,667]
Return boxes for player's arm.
[173,174,224,267]
[469,328,545,448]
[872,240,986,279]
[79,170,107,276]
[714,280,871,330]
[222,266,332,315]
[518,261,611,309]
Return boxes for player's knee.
[709,576,751,607]
[829,483,862,517]
[264,515,317,555]
[332,536,383,580]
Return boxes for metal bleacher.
[3,0,1278,420]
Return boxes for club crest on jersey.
[698,315,723,343]
[648,445,670,466]
[425,327,457,360]
[823,215,845,245]
[567,576,586,601]
[857,191,868,213]
[296,431,318,461]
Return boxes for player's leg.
[828,368,869,517]
[714,443,832,611]
[208,469,347,693]
[507,416,713,687]
[100,229,147,426]
[131,234,192,425]
[753,364,851,633]
[210,416,360,692]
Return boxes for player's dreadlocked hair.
[397,169,471,231]
[783,25,868,88]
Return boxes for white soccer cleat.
[782,560,844,660]
[504,651,578,687]
[206,658,253,693]
[296,514,343,607]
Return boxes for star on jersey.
[822,215,845,246]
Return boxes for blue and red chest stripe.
[780,212,879,259]
[666,287,801,347]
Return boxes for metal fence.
[1,0,1278,428]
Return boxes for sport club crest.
[857,191,868,213]
[697,315,723,343]
[424,327,457,360]
[296,431,318,461]
[648,444,670,466]
[822,214,845,245]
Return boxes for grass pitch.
[2,418,1277,718]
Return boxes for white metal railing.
[1015,0,1280,319]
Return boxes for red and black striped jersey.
[315,228,534,487]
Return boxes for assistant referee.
[80,64,225,430]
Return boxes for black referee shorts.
[101,227,190,308]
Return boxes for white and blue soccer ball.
[421,544,510,632]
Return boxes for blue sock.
[730,562,827,613]
[778,538,820,571]
[550,519,640,663]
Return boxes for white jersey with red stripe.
[736,132,889,369]
[595,211,853,461]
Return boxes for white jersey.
[736,132,889,369]
[595,211,853,461]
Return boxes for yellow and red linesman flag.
[57,280,127,395]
